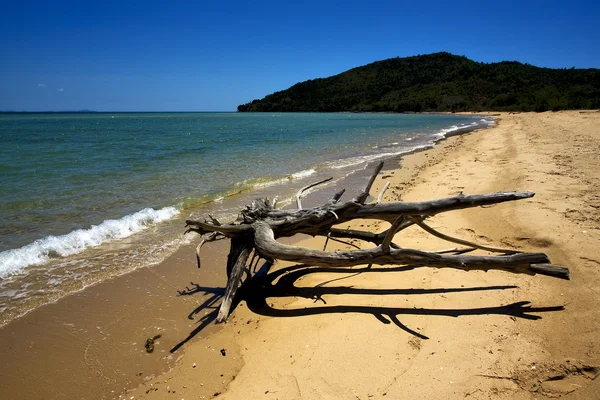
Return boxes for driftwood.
[186,162,569,323]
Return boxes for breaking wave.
[0,206,179,277]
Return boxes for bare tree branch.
[296,177,333,209]
[414,220,521,254]
[377,182,391,204]
[186,162,569,323]
[354,161,384,204]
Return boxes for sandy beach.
[2,111,599,399]
[128,110,600,400]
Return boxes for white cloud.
[38,83,46,88]
[57,88,64,92]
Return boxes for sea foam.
[0,206,179,278]
[291,169,316,179]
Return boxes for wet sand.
[0,238,237,399]
[2,111,600,399]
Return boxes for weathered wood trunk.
[217,238,253,323]
[186,162,569,323]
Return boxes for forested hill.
[237,53,600,112]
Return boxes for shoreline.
[121,117,502,398]
[2,111,599,399]
[0,114,492,331]
[0,117,493,400]
[127,110,600,399]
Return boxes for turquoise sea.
[0,112,493,325]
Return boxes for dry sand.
[2,111,599,400]
[127,111,600,400]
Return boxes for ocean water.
[0,112,493,325]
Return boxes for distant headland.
[238,52,600,113]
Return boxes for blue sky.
[1,0,598,111]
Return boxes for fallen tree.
[186,162,569,323]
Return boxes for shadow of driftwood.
[171,263,564,351]
[170,284,224,353]
[240,264,564,339]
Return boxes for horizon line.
[0,110,238,114]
